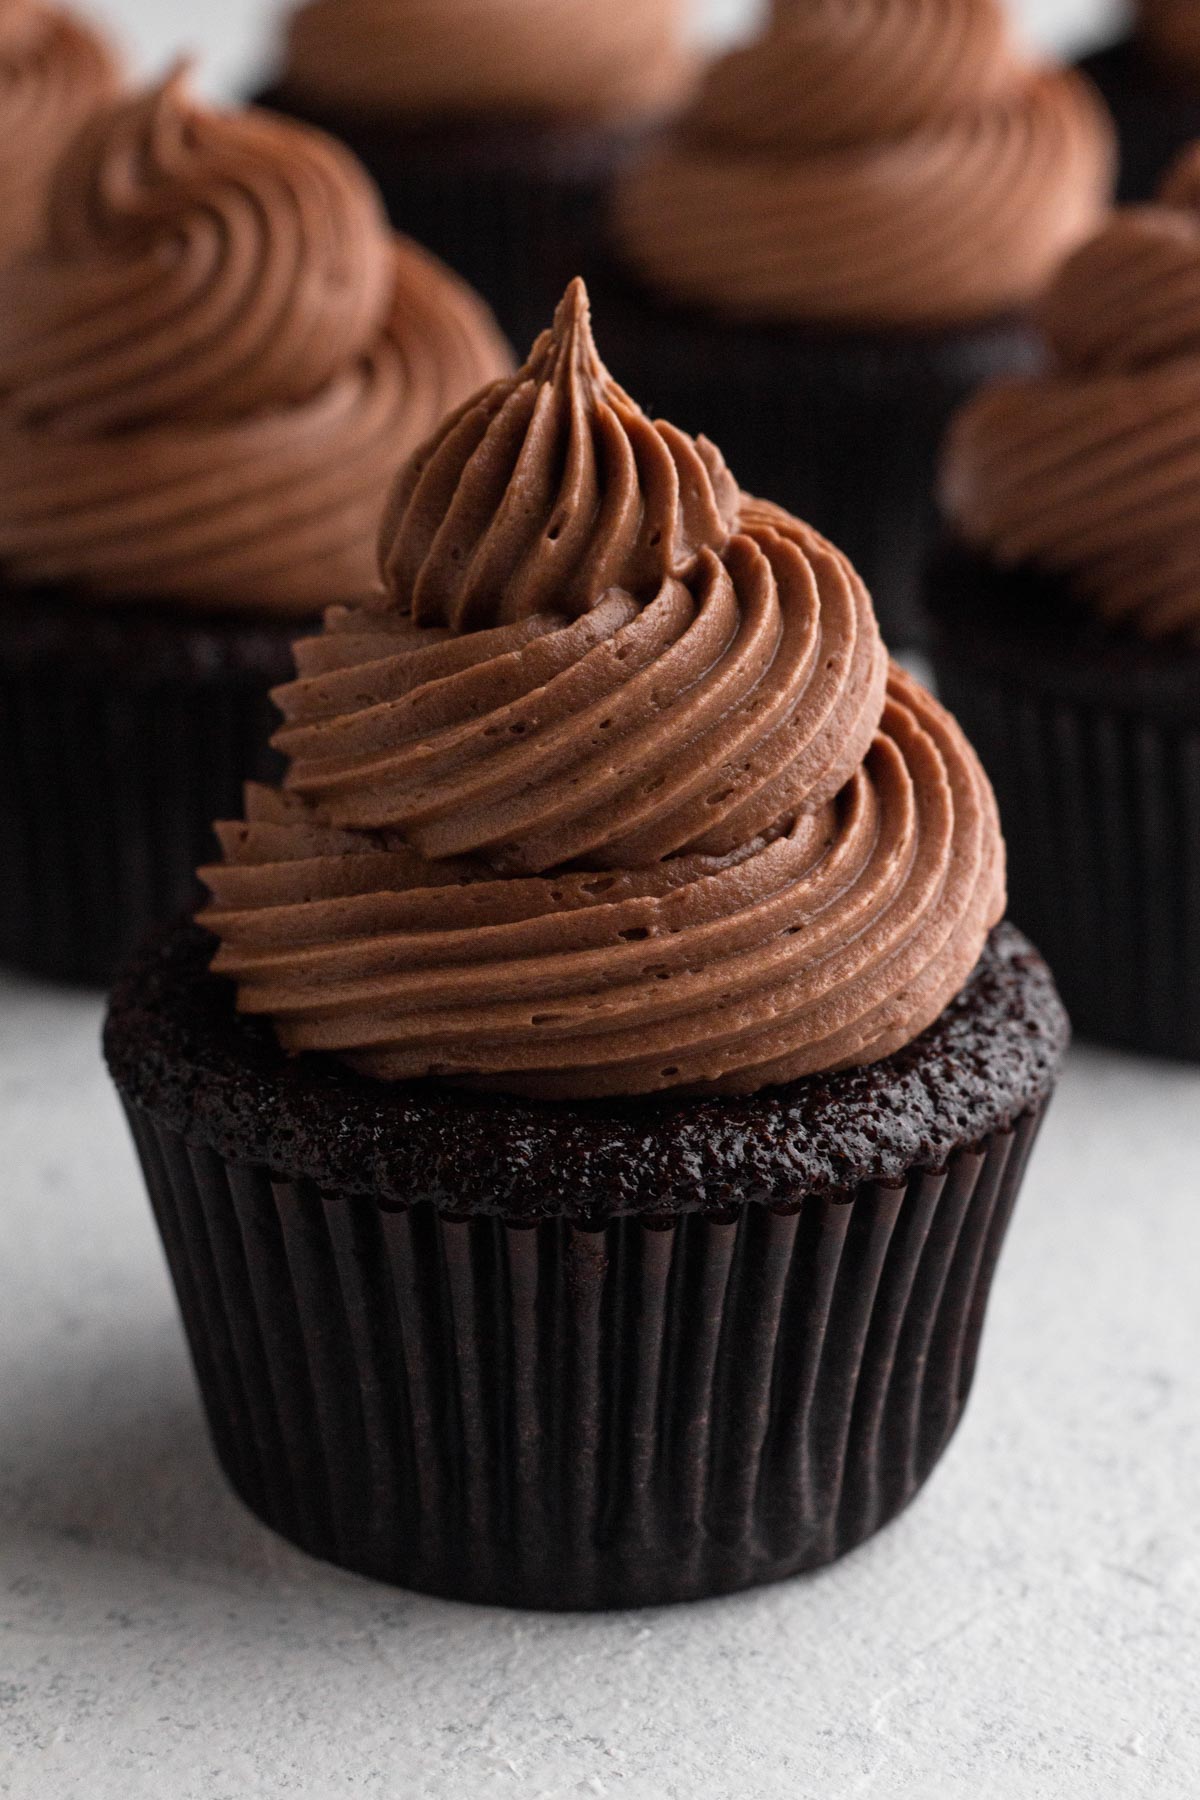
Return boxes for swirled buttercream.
[943,151,1200,640]
[201,283,1005,1098]
[0,0,118,263]
[613,0,1114,326]
[277,0,695,125]
[379,280,740,632]
[0,68,512,614]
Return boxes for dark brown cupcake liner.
[930,547,1200,1060]
[0,589,298,985]
[1077,37,1200,202]
[255,88,647,352]
[122,1098,1044,1609]
[107,919,1066,1607]
[587,273,1041,649]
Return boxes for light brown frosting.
[613,0,1114,327]
[0,1,118,264]
[201,283,1005,1100]
[278,0,695,126]
[943,148,1200,642]
[1141,2,1200,84]
[0,69,512,615]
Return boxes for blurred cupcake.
[602,0,1114,647]
[105,282,1068,1610]
[1079,2,1200,201]
[257,0,696,348]
[0,67,511,984]
[933,149,1200,1059]
[0,0,119,261]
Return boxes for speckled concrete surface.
[2,967,1198,1799]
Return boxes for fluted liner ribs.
[128,1104,1042,1608]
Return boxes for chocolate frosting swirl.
[277,0,695,125]
[202,283,1005,1099]
[943,152,1200,641]
[379,281,740,632]
[613,0,1114,326]
[0,69,512,614]
[0,0,118,263]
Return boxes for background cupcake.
[602,0,1114,647]
[1079,1,1200,201]
[256,0,696,349]
[0,0,119,262]
[932,148,1200,1059]
[0,66,511,985]
[105,282,1068,1610]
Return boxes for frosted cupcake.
[0,68,511,983]
[105,282,1068,1610]
[933,148,1200,1058]
[1080,1,1200,201]
[257,0,696,347]
[603,0,1114,646]
[0,0,119,261]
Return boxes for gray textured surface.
[2,970,1198,1797]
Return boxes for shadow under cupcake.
[594,0,1114,650]
[0,67,511,985]
[105,282,1068,1609]
[932,148,1200,1060]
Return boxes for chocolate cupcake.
[0,0,119,263]
[933,151,1200,1059]
[0,67,511,985]
[600,0,1114,648]
[256,0,696,349]
[1079,2,1200,201]
[105,282,1068,1609]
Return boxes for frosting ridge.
[379,279,739,631]
[943,151,1200,640]
[203,283,1005,1098]
[0,69,512,613]
[613,0,1114,326]
[278,0,695,125]
[0,0,119,262]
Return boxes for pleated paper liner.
[255,88,646,353]
[123,1102,1044,1609]
[106,920,1067,1609]
[587,272,1041,650]
[930,546,1200,1061]
[1077,37,1200,203]
[0,590,296,985]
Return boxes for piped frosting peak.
[203,282,1005,1099]
[694,0,1017,152]
[0,68,512,614]
[380,280,739,632]
[614,0,1114,327]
